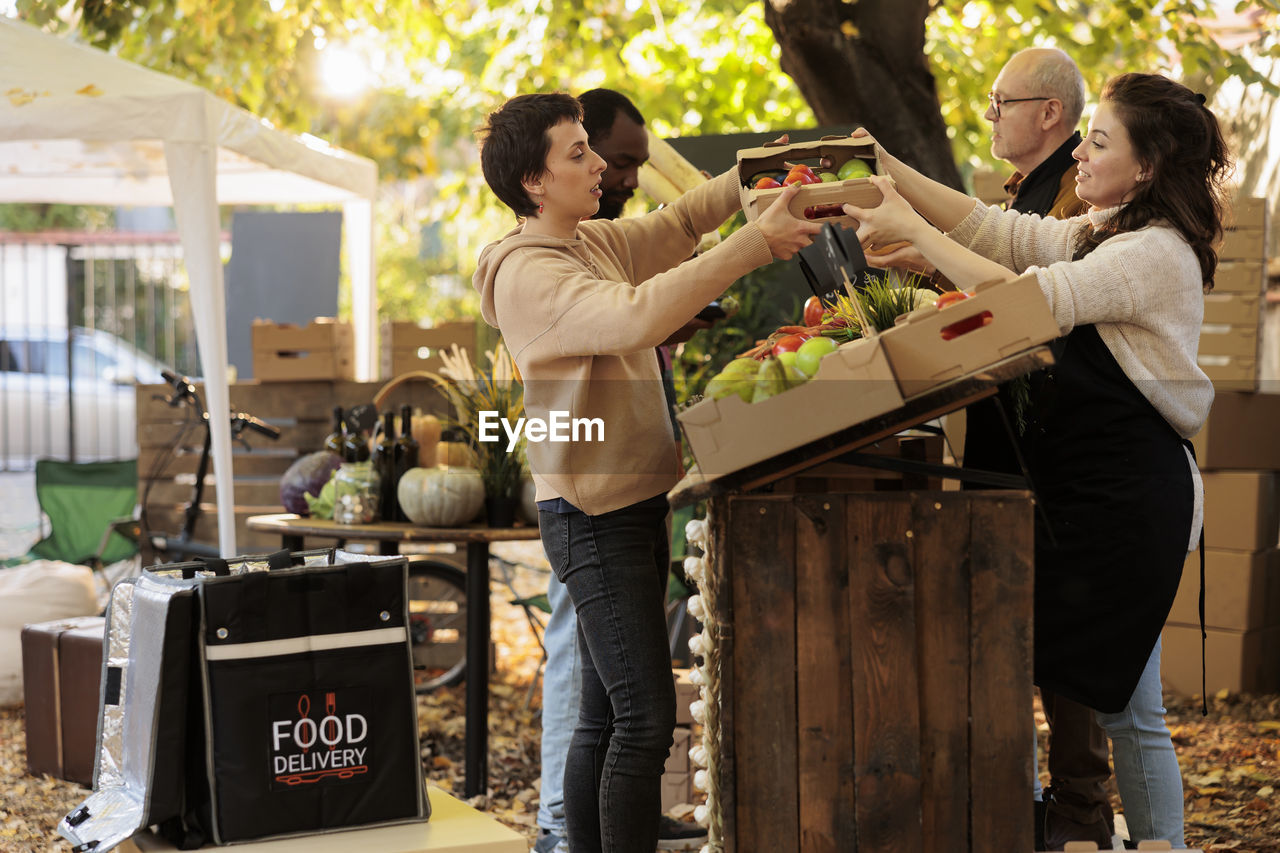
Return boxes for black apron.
[1022,324,1193,713]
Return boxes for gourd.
[397,466,484,527]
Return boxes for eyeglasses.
[986,92,1050,118]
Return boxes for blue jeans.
[1096,637,1184,846]
[536,571,580,838]
[539,499,677,853]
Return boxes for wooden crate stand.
[135,378,452,562]
[703,490,1034,853]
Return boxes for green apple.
[795,336,838,376]
[818,171,839,182]
[837,159,873,181]
[776,351,799,370]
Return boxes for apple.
[754,177,782,189]
[795,336,837,376]
[837,159,873,181]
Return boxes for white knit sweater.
[949,200,1212,548]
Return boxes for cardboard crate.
[251,318,354,382]
[738,136,884,225]
[707,491,1035,852]
[661,771,693,813]
[1213,261,1265,294]
[877,274,1060,398]
[1229,195,1270,230]
[1198,323,1259,359]
[1202,291,1262,327]
[1161,622,1280,696]
[21,616,105,785]
[1202,470,1279,551]
[1220,228,1266,261]
[665,725,692,774]
[1171,548,1280,630]
[381,320,477,379]
[971,169,1009,206]
[1198,353,1258,392]
[678,336,903,479]
[1191,390,1280,470]
[674,668,699,727]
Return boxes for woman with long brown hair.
[843,72,1229,846]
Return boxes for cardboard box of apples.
[677,271,1060,480]
[738,136,887,225]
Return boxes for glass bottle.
[393,405,421,522]
[333,462,380,524]
[342,413,370,463]
[373,411,397,523]
[323,406,345,456]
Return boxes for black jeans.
[539,497,676,853]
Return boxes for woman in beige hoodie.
[474,93,817,853]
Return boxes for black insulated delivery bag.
[60,550,429,852]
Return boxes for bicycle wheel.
[406,559,468,692]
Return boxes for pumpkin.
[397,466,485,527]
[436,440,478,469]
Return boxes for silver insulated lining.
[61,574,187,851]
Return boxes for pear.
[750,357,809,403]
[707,357,762,402]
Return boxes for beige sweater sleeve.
[948,201,1213,437]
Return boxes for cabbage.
[303,474,338,519]
[280,451,343,516]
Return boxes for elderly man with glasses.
[975,47,1121,852]
[984,47,1088,218]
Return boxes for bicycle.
[140,369,281,562]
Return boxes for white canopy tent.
[0,16,379,555]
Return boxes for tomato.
[935,290,970,309]
[771,333,810,355]
[803,295,825,327]
[755,177,782,189]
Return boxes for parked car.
[0,326,170,468]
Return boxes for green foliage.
[13,0,1279,325]
[925,0,1280,179]
[0,203,113,232]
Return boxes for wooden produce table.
[245,514,540,799]
[119,786,526,852]
[671,349,1050,853]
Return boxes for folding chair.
[15,458,140,569]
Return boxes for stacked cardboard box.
[380,319,477,379]
[971,168,1010,207]
[1163,392,1280,696]
[251,318,355,382]
[1198,197,1270,392]
[661,669,702,812]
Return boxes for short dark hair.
[1076,73,1230,288]
[577,88,645,148]
[479,93,583,218]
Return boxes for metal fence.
[0,231,205,471]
